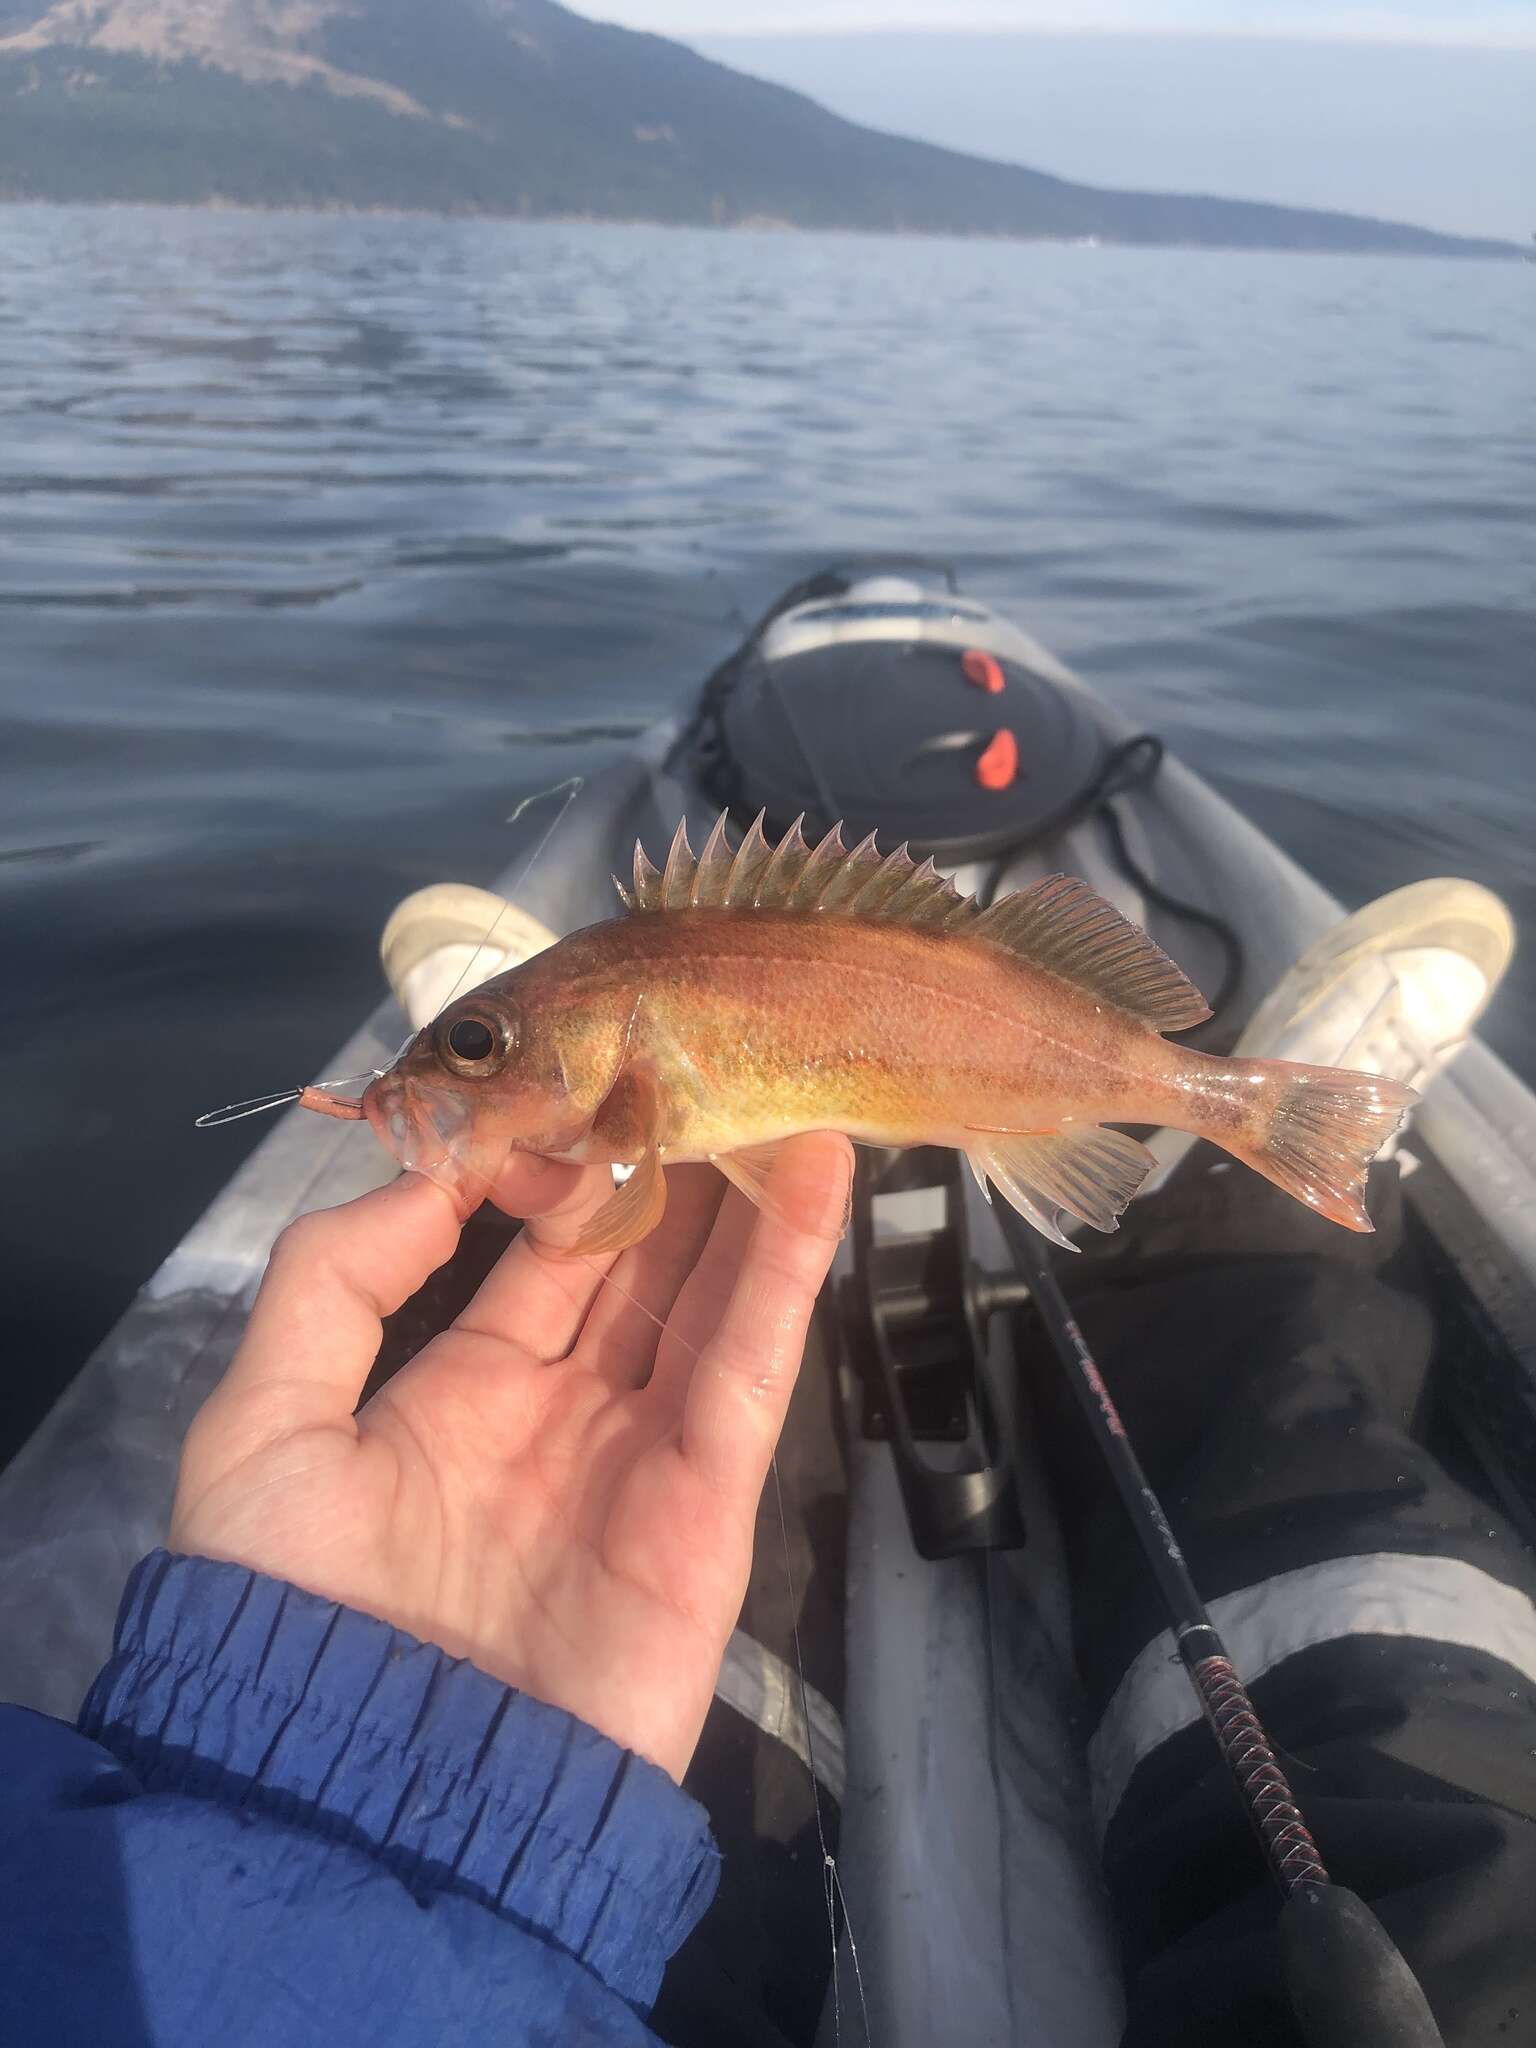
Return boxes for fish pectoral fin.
[714,1141,786,1215]
[568,1146,668,1258]
[965,1124,1154,1248]
[568,1065,670,1258]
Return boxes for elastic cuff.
[80,1551,719,2007]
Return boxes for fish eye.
[432,1004,513,1077]
[448,1018,494,1062]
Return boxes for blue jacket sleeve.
[0,1550,720,2047]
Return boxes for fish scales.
[550,910,1159,1153]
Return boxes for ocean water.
[1,205,1530,1458]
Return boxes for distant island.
[0,0,1518,258]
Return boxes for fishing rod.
[995,1206,1446,2048]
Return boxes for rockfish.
[352,813,1415,1255]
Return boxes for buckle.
[836,1146,1028,1559]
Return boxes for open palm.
[171,1134,852,1782]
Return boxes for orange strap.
[961,647,1005,695]
[975,729,1018,791]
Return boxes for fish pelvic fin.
[627,813,1209,1031]
[966,1123,1155,1248]
[713,1141,785,1216]
[1212,1061,1416,1232]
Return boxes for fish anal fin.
[972,875,1211,1032]
[713,1140,786,1216]
[966,1123,1154,1243]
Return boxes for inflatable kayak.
[3,569,1534,2047]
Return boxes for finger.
[643,1177,759,1415]
[570,1163,726,1391]
[452,1155,626,1364]
[485,1149,589,1221]
[214,1173,462,1428]
[646,1140,851,1415]
[677,1133,852,1497]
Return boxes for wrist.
[82,1550,721,2007]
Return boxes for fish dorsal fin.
[625,812,1209,1031]
[969,873,1211,1031]
[627,810,966,926]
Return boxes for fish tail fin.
[1213,1061,1417,1232]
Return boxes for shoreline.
[0,192,1521,262]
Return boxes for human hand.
[170,1134,853,1782]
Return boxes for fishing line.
[194,1090,303,1128]
[703,572,845,830]
[194,1068,386,1128]
[426,773,586,1024]
[771,1455,869,2048]
[504,775,583,834]
[196,780,582,1130]
[573,1248,687,1358]
[565,1166,870,2043]
[528,1180,872,2048]
[980,1545,1018,2043]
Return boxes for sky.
[584,4,1536,240]
[593,1,1536,41]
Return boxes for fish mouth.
[363,1071,499,1214]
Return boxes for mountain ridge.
[0,0,1519,257]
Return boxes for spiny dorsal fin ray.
[624,811,1209,1032]
[632,839,662,909]
[690,812,735,906]
[722,812,773,905]
[751,813,809,905]
[786,821,851,911]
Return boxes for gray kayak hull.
[5,650,1534,2048]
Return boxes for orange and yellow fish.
[350,813,1415,1253]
